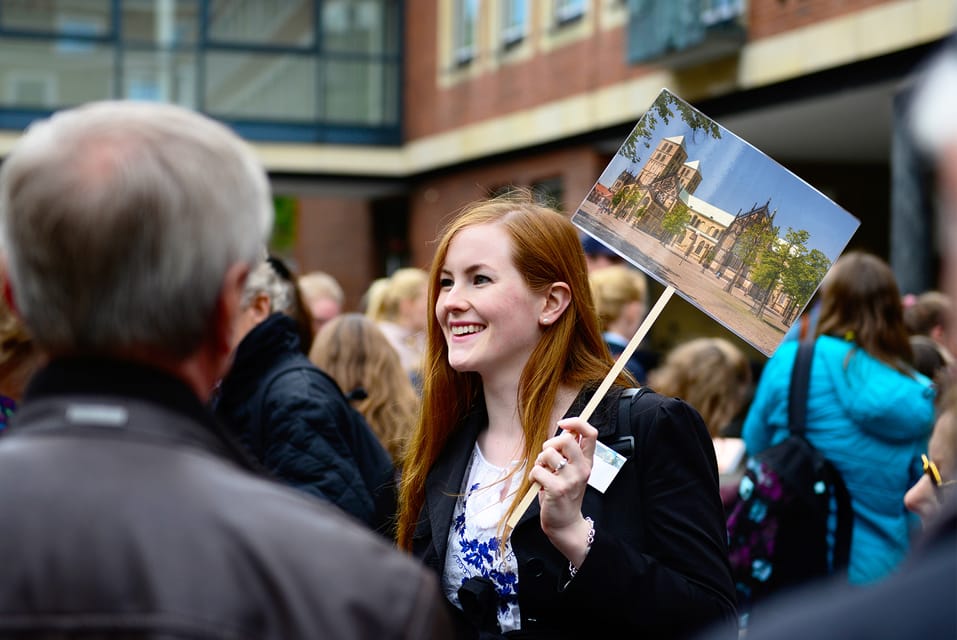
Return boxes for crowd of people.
[0,40,954,640]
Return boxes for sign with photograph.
[572,88,860,356]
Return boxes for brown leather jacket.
[0,358,451,640]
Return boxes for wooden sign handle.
[503,285,675,535]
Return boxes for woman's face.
[436,223,548,382]
[904,410,956,525]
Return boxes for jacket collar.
[218,313,302,402]
[425,401,487,570]
[19,356,260,472]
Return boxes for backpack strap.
[618,386,648,436]
[788,339,816,437]
[614,386,652,458]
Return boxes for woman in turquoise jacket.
[743,252,935,585]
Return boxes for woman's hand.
[529,417,598,569]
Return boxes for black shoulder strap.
[618,386,648,433]
[788,339,816,436]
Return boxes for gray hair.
[0,101,273,357]
[242,260,295,314]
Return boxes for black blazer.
[413,385,738,639]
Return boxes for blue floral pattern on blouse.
[443,445,523,633]
[451,482,520,617]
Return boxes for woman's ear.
[540,282,571,326]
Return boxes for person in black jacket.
[396,193,737,638]
[215,259,396,534]
[0,100,449,638]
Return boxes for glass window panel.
[205,51,316,121]
[501,0,526,45]
[0,0,111,35]
[122,0,199,46]
[208,0,314,46]
[122,49,197,107]
[555,0,585,23]
[320,59,397,126]
[453,0,478,65]
[0,39,113,109]
[322,0,398,55]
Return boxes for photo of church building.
[574,89,859,355]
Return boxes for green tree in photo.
[614,188,644,221]
[724,220,778,293]
[660,201,691,245]
[619,89,723,164]
[749,244,789,319]
[780,247,831,324]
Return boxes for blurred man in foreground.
[0,101,449,638]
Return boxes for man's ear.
[212,262,250,359]
[540,281,572,326]
[249,292,272,323]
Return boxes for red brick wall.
[294,196,375,312]
[404,0,640,140]
[748,0,893,40]
[408,146,607,268]
[404,0,899,140]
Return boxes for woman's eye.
[474,274,491,285]
[439,277,453,288]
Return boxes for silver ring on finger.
[553,457,568,473]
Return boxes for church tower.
[638,135,688,186]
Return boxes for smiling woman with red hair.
[397,192,736,638]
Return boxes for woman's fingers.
[553,417,599,462]
[531,419,598,487]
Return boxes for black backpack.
[726,340,853,618]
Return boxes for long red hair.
[396,193,624,550]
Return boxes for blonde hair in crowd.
[298,271,344,307]
[396,191,628,550]
[374,268,428,323]
[589,264,647,332]
[648,337,751,438]
[310,313,418,465]
[362,277,391,319]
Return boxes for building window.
[702,0,744,27]
[208,0,314,46]
[453,0,479,66]
[323,0,399,55]
[0,0,402,145]
[501,0,527,47]
[627,0,746,66]
[4,71,57,108]
[555,0,585,25]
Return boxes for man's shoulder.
[0,431,443,639]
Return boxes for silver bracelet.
[568,516,595,580]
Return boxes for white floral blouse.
[442,443,524,633]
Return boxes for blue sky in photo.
[594,104,861,263]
